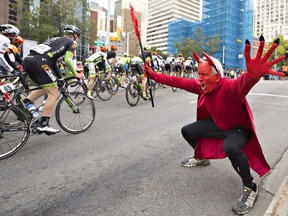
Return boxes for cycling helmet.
[110,45,117,51]
[100,46,108,52]
[178,53,183,57]
[123,53,128,57]
[0,24,20,35]
[144,45,151,51]
[63,25,81,36]
[14,36,24,45]
[187,56,192,60]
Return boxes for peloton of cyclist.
[84,46,112,100]
[0,24,22,75]
[22,24,83,135]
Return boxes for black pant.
[181,118,253,188]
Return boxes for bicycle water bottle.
[138,83,142,91]
[26,103,39,118]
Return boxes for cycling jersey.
[0,34,14,72]
[5,44,22,68]
[23,37,78,88]
[131,56,144,75]
[116,56,130,73]
[84,51,111,78]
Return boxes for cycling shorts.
[23,54,58,88]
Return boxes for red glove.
[245,35,288,79]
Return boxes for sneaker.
[37,125,60,135]
[181,157,210,167]
[141,93,148,101]
[87,94,95,100]
[26,103,39,118]
[231,183,258,215]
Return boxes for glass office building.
[168,0,254,69]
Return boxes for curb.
[263,176,288,215]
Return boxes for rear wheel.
[126,81,140,107]
[94,79,113,101]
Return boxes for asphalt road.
[1,79,288,216]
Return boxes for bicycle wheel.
[55,92,95,134]
[94,79,113,101]
[126,81,140,107]
[0,102,30,160]
[111,77,119,95]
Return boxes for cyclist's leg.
[84,62,96,99]
[141,75,148,99]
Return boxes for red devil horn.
[193,52,203,63]
[202,52,214,66]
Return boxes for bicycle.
[0,74,96,160]
[125,72,156,107]
[171,66,182,92]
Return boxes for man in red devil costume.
[144,36,288,215]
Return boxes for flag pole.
[129,4,154,107]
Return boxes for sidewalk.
[247,147,288,216]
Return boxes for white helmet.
[0,24,20,35]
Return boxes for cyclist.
[174,53,185,77]
[130,54,148,100]
[164,55,174,74]
[22,24,83,135]
[115,53,130,86]
[84,46,112,100]
[108,44,117,68]
[5,35,24,69]
[184,56,194,78]
[0,24,21,75]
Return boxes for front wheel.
[55,92,96,134]
[0,103,30,160]
[126,81,140,107]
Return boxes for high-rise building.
[147,0,202,53]
[254,0,288,42]
[202,0,254,69]
[114,0,148,56]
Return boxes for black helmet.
[63,25,81,36]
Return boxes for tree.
[174,27,221,59]
[150,47,167,59]
[267,34,288,68]
[18,0,88,43]
[89,17,98,47]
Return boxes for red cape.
[149,72,270,177]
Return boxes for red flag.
[129,4,141,41]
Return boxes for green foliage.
[18,0,89,43]
[174,27,221,58]
[150,47,167,59]
[267,34,288,68]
